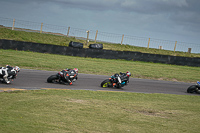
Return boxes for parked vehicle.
[187,81,200,94]
[101,72,131,89]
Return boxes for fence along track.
[0,17,199,53]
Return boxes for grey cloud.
[119,0,188,14]
[3,0,200,33]
[3,0,199,14]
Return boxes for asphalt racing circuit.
[0,69,197,95]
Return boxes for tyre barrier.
[0,39,200,67]
[89,43,103,49]
[69,41,83,49]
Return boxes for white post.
[174,41,177,52]
[95,30,98,43]
[86,30,90,45]
[12,19,15,30]
[40,23,43,33]
[147,38,150,49]
[67,27,70,37]
[121,34,124,45]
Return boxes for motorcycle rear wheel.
[187,85,198,93]
[101,79,112,88]
[47,75,59,83]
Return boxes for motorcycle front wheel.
[101,79,112,88]
[187,85,198,93]
[47,75,59,83]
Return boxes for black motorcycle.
[47,71,77,84]
[187,81,200,94]
[101,73,129,89]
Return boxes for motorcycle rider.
[60,68,78,85]
[0,65,20,84]
[112,71,131,88]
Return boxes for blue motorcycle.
[100,72,130,89]
[187,81,200,94]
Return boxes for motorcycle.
[0,74,17,84]
[187,81,200,94]
[101,73,129,89]
[47,71,77,85]
[0,66,20,84]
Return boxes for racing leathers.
[112,72,131,88]
[61,68,78,85]
[0,65,20,84]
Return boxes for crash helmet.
[73,68,78,73]
[126,71,131,77]
[15,66,20,72]
[114,73,119,77]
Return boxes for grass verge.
[0,89,200,133]
[0,49,199,82]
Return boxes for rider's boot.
[3,78,10,84]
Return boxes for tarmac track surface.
[0,69,198,96]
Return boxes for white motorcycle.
[0,66,20,84]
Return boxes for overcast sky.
[0,0,200,44]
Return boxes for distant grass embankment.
[0,49,199,82]
[0,28,200,57]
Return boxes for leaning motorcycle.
[47,71,77,84]
[101,73,129,89]
[187,81,200,94]
[0,74,17,84]
[0,66,20,84]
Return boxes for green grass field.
[1,89,200,133]
[1,27,200,133]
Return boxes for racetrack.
[0,69,197,95]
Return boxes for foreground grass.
[0,89,200,133]
[0,28,200,57]
[0,49,199,82]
